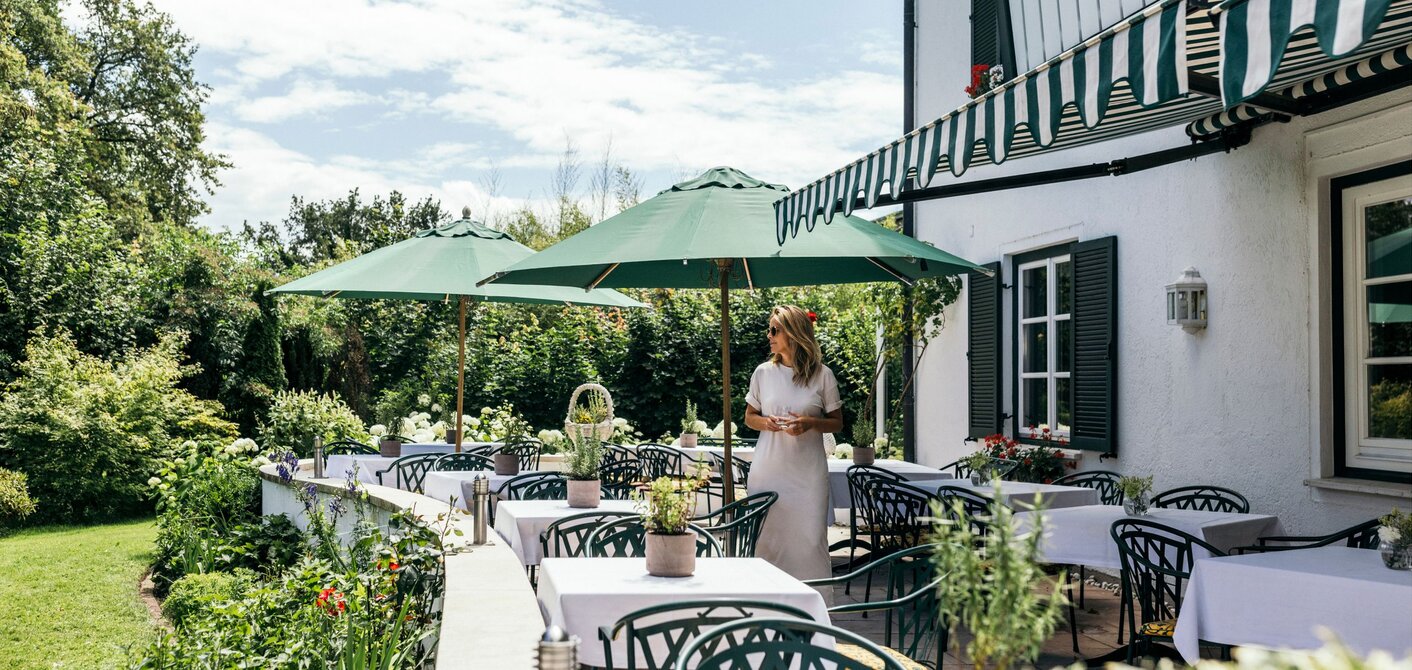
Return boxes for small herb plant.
[962,451,992,475]
[680,400,700,435]
[1379,508,1412,549]
[1118,475,1154,501]
[636,471,707,535]
[851,416,874,449]
[570,391,609,424]
[562,433,604,481]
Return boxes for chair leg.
[1067,571,1081,657]
[1079,565,1086,607]
[1116,578,1127,646]
[845,507,857,595]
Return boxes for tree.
[225,282,287,434]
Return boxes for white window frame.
[1017,253,1072,435]
[1341,174,1412,475]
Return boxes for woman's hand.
[745,404,782,432]
[783,413,811,436]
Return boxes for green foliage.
[636,474,707,534]
[1119,475,1154,500]
[161,571,248,629]
[0,467,37,527]
[0,331,236,523]
[979,433,1072,484]
[226,281,288,434]
[562,433,604,481]
[1369,378,1412,440]
[257,390,367,456]
[680,399,700,435]
[930,489,1067,670]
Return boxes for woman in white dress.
[743,305,843,584]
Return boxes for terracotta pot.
[852,446,876,466]
[444,429,459,445]
[379,439,402,457]
[493,453,520,476]
[679,433,698,448]
[645,532,696,577]
[567,479,601,508]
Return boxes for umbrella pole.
[456,295,466,454]
[718,260,735,510]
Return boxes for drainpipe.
[901,0,918,462]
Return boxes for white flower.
[400,418,417,436]
[251,456,271,467]
[693,420,710,434]
[417,394,431,406]
[414,412,431,423]
[181,440,197,450]
[147,477,162,487]
[174,457,185,466]
[873,435,889,448]
[369,424,386,437]
[480,407,494,416]
[710,421,739,439]
[1379,526,1402,544]
[224,443,242,455]
[231,438,257,453]
[467,417,480,428]
[835,445,853,459]
[431,403,442,413]
[612,417,628,428]
[431,421,447,439]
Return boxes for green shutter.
[971,0,1001,67]
[1070,236,1117,453]
[967,262,1003,439]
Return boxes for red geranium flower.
[807,311,817,322]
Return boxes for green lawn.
[0,519,159,669]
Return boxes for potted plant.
[1119,475,1154,516]
[962,451,992,485]
[370,424,403,457]
[679,400,701,448]
[563,433,604,509]
[565,383,614,441]
[850,419,876,466]
[1378,509,1412,570]
[636,468,708,577]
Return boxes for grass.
[0,519,159,669]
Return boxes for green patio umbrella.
[270,210,644,452]
[479,167,983,502]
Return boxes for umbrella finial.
[461,205,472,219]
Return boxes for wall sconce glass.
[1166,267,1208,332]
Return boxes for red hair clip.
[807,311,817,323]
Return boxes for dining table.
[1173,546,1412,661]
[537,557,831,668]
[493,499,638,566]
[1012,505,1285,570]
[904,479,1100,510]
[421,469,540,509]
[825,458,952,525]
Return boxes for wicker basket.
[564,383,614,441]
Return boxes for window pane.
[1023,266,1047,318]
[1365,197,1412,280]
[1056,319,1072,372]
[1023,323,1047,373]
[1368,281,1412,358]
[1368,364,1412,440]
[1056,377,1072,433]
[1023,378,1048,429]
[1056,260,1073,315]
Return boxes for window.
[1333,164,1412,482]
[1015,250,1073,434]
[971,0,1016,75]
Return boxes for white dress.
[745,361,841,585]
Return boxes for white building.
[781,0,1411,533]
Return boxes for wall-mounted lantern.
[1166,267,1208,333]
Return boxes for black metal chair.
[599,459,643,500]
[433,452,492,472]
[541,511,638,561]
[603,444,639,466]
[933,485,994,538]
[804,544,946,669]
[497,472,566,501]
[492,440,543,471]
[325,439,377,456]
[1051,470,1124,505]
[585,518,722,558]
[1111,519,1227,663]
[939,455,1019,481]
[835,465,906,579]
[696,436,758,448]
[1236,518,1381,553]
[635,444,687,480]
[677,618,908,670]
[598,599,813,670]
[705,451,752,489]
[692,491,777,558]
[857,478,936,608]
[1151,485,1249,513]
[373,453,440,492]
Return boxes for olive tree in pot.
[563,433,604,509]
[637,466,709,577]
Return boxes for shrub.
[257,389,366,456]
[0,467,37,527]
[161,571,248,629]
[0,331,237,523]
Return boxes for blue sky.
[148,1,903,230]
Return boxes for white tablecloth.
[1012,505,1284,570]
[493,499,639,565]
[538,557,831,668]
[825,459,950,509]
[326,442,499,485]
[904,479,1099,510]
[1174,546,1412,662]
[422,470,541,509]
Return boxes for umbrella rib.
[322,290,342,298]
[586,263,619,291]
[741,258,755,290]
[867,257,915,286]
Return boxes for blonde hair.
[769,305,823,385]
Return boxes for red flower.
[807,311,817,323]
[316,588,346,616]
[389,561,399,571]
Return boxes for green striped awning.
[1218,0,1395,105]
[776,0,1412,244]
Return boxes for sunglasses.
[767,325,781,337]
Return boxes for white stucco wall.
[909,3,1411,533]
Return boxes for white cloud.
[154,0,902,226]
